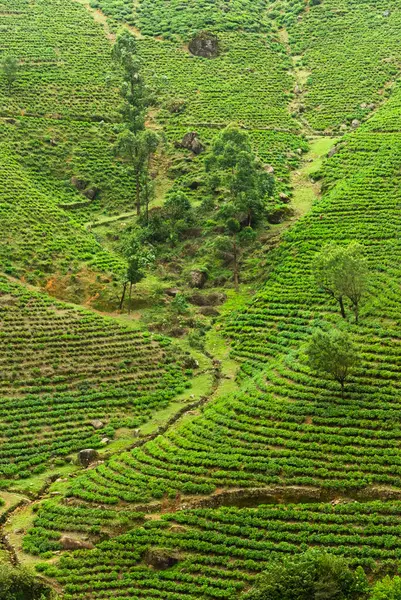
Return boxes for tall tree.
[119,237,155,313]
[115,127,160,216]
[112,31,148,134]
[1,55,18,91]
[213,220,256,291]
[306,328,359,397]
[313,242,368,322]
[112,32,160,216]
[205,124,274,226]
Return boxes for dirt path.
[291,136,339,217]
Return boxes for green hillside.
[3,0,401,598]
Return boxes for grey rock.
[327,145,339,158]
[165,287,180,297]
[188,31,220,58]
[90,419,104,430]
[144,548,181,569]
[60,536,94,551]
[78,449,99,467]
[189,270,208,289]
[71,176,88,191]
[183,356,199,369]
[83,187,99,200]
[198,306,219,317]
[179,132,205,155]
[351,119,360,128]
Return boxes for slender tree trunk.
[233,238,239,292]
[338,296,346,319]
[340,380,345,399]
[145,197,149,226]
[248,210,252,227]
[128,283,133,314]
[119,281,127,311]
[136,172,141,216]
[354,303,359,324]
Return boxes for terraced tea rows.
[139,33,296,131]
[0,277,188,479]
[0,0,139,278]
[0,144,124,281]
[93,0,271,37]
[0,0,119,120]
[24,55,401,569]
[0,117,138,221]
[288,0,401,131]
[38,501,401,598]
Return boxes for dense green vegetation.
[3,0,401,598]
[0,277,188,479]
[37,502,401,598]
[0,564,54,599]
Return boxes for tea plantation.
[3,0,401,598]
[0,277,189,481]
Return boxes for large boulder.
[178,132,205,155]
[78,449,99,467]
[90,419,104,430]
[189,292,226,306]
[83,187,99,200]
[188,31,220,58]
[71,176,88,191]
[60,536,94,550]
[189,270,208,289]
[144,548,181,570]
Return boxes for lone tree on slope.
[312,241,368,323]
[1,55,18,91]
[119,237,155,313]
[306,328,359,397]
[112,31,160,217]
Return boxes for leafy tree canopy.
[313,242,368,322]
[245,551,369,600]
[306,327,359,396]
[0,565,53,600]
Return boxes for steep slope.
[287,0,401,132]
[0,0,134,283]
[0,277,188,480]
[22,54,401,598]
[5,0,401,596]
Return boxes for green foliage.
[0,565,52,600]
[313,242,369,322]
[370,576,401,600]
[0,277,187,479]
[95,0,272,38]
[306,328,359,396]
[245,551,369,600]
[164,191,192,221]
[206,124,274,226]
[1,55,18,90]
[34,502,401,598]
[113,31,148,134]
